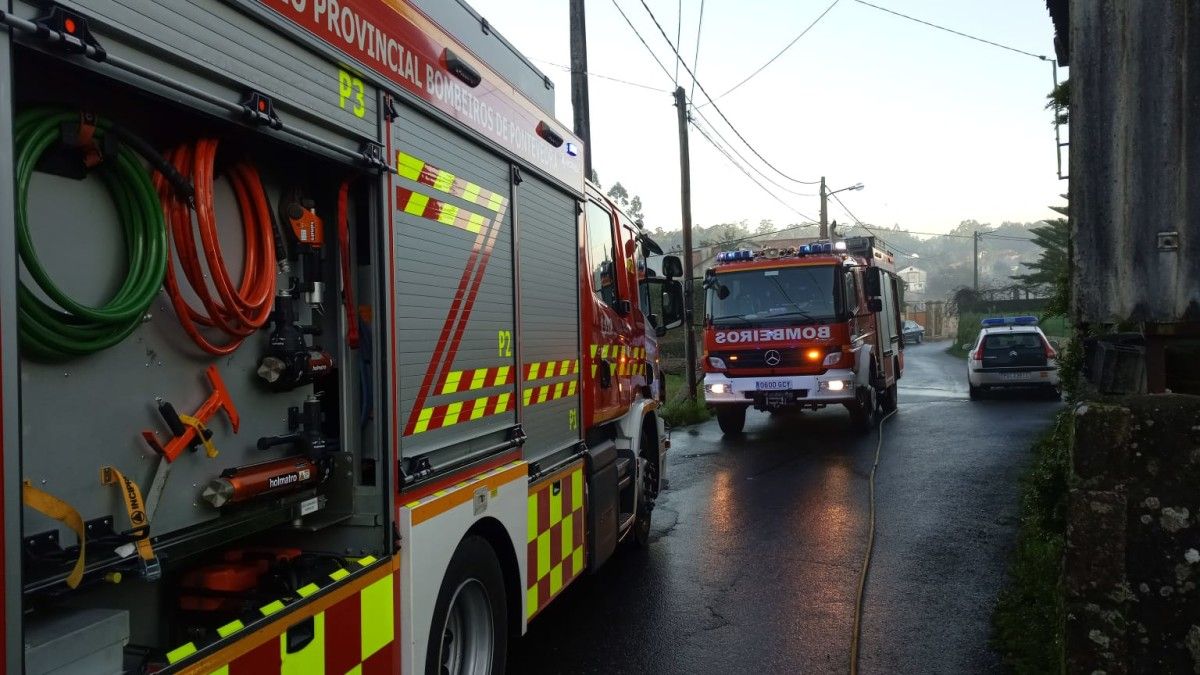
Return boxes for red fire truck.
[1,1,684,672]
[702,237,905,434]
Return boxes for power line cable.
[691,112,818,197]
[851,0,1048,61]
[609,0,676,84]
[674,0,683,85]
[689,0,706,102]
[636,0,822,185]
[690,120,818,222]
[700,0,842,108]
[830,192,918,256]
[530,58,672,92]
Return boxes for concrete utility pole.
[973,231,980,290]
[569,0,592,180]
[819,176,828,239]
[674,86,698,401]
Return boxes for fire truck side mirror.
[867,297,884,313]
[661,279,685,331]
[661,255,683,279]
[864,267,882,298]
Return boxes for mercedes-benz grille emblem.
[1009,350,1019,358]
[764,349,782,366]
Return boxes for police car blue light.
[980,316,1041,327]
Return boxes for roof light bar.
[980,316,1040,327]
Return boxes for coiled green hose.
[15,109,167,360]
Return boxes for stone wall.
[1066,395,1200,673]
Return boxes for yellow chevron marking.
[396,151,423,180]
[470,369,488,390]
[441,371,463,395]
[405,192,429,216]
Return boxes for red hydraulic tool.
[142,365,239,462]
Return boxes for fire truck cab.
[702,236,905,434]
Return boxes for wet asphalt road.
[510,340,1061,674]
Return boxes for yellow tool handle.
[22,481,86,589]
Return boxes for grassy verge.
[659,370,711,427]
[992,410,1071,672]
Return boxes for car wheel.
[880,382,898,413]
[969,383,982,401]
[1045,386,1062,401]
[426,535,508,675]
[848,385,877,432]
[716,407,746,435]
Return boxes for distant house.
[898,266,927,295]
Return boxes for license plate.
[756,379,791,391]
[1000,372,1029,381]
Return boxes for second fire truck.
[702,237,905,434]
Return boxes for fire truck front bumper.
[702,370,859,408]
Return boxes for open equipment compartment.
[8,2,393,671]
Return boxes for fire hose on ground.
[849,408,898,675]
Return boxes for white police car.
[965,316,1060,400]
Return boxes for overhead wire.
[691,111,818,197]
[700,0,842,107]
[689,0,706,102]
[531,58,672,92]
[851,0,1048,61]
[674,0,683,85]
[636,0,822,185]
[609,0,676,85]
[691,117,820,219]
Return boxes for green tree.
[1046,79,1069,126]
[606,182,645,221]
[1011,204,1069,317]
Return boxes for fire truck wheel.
[427,535,508,675]
[848,386,877,432]
[880,383,898,413]
[716,407,747,435]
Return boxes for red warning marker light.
[258,99,267,112]
[63,17,77,34]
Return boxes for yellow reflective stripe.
[346,666,363,675]
[470,369,488,390]
[444,401,463,426]
[568,380,578,396]
[260,599,286,617]
[496,365,510,384]
[217,620,245,638]
[404,191,429,216]
[497,393,510,410]
[537,531,550,578]
[437,203,459,225]
[330,568,350,581]
[361,574,394,660]
[561,508,574,559]
[537,386,549,403]
[469,397,487,420]
[487,192,505,212]
[560,359,570,375]
[523,388,533,406]
[358,555,378,566]
[441,371,463,395]
[280,612,324,674]
[590,344,598,357]
[413,407,434,434]
[550,564,563,594]
[209,666,231,675]
[466,212,486,234]
[296,583,320,598]
[572,469,584,511]
[166,642,197,664]
[600,345,610,358]
[529,362,541,380]
[553,382,564,399]
[433,170,455,192]
[526,586,539,619]
[572,546,585,575]
[395,151,423,180]
[462,182,482,204]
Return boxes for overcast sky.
[466,0,1063,233]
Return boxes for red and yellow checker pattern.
[589,344,647,377]
[522,380,578,407]
[395,150,507,214]
[171,557,396,675]
[411,392,514,435]
[522,359,580,408]
[439,365,513,395]
[395,186,490,234]
[523,359,579,381]
[526,461,586,620]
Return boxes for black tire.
[426,535,508,675]
[969,383,982,401]
[1045,386,1063,401]
[848,386,877,432]
[880,382,898,413]
[716,407,747,435]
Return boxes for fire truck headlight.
[820,380,850,392]
[822,351,842,367]
[708,356,727,370]
[706,383,728,395]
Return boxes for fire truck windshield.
[708,266,838,326]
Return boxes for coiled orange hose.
[156,139,275,355]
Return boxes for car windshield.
[708,266,837,326]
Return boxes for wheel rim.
[439,579,494,675]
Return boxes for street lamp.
[819,178,864,238]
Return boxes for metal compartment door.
[390,104,516,468]
[515,174,582,466]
